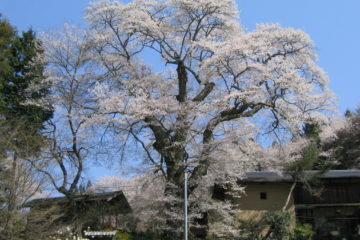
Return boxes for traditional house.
[236,171,295,220]
[237,170,360,239]
[24,191,132,239]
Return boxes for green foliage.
[202,236,229,240]
[0,14,15,83]
[321,106,360,169]
[238,210,293,240]
[284,122,322,176]
[302,122,320,143]
[238,217,263,240]
[106,230,163,240]
[0,14,52,137]
[113,230,131,240]
[263,210,293,239]
[302,106,360,170]
[293,223,314,240]
[237,212,315,240]
[284,144,319,174]
[128,231,163,240]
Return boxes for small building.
[294,170,360,239]
[24,191,132,239]
[236,171,295,220]
[237,170,360,239]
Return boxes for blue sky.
[1,0,359,180]
[2,0,359,114]
[2,0,359,113]
[238,0,360,114]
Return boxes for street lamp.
[184,160,188,240]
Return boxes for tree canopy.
[35,0,335,237]
[0,16,52,129]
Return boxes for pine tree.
[0,14,52,240]
[0,15,52,133]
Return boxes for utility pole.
[184,161,188,240]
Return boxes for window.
[260,192,267,200]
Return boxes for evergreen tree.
[322,107,360,169]
[0,14,52,240]
[0,14,52,134]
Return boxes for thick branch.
[176,60,188,102]
[192,82,215,102]
[144,116,171,152]
[203,104,263,144]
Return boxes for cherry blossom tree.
[25,26,93,201]
[41,0,334,237]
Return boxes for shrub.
[293,223,314,240]
[113,230,131,240]
[238,210,293,240]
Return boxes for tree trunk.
[162,167,212,239]
[5,153,18,240]
[283,181,296,212]
[162,181,184,240]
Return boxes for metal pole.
[184,165,188,240]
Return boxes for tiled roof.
[239,170,360,183]
[23,190,131,211]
